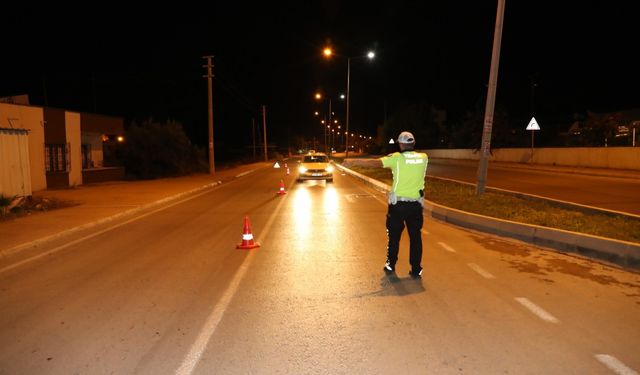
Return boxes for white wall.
[65,112,82,186]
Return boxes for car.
[297,152,334,182]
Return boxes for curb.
[335,163,640,271]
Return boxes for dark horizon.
[2,2,638,151]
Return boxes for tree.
[450,101,513,149]
[581,111,622,146]
[122,119,207,179]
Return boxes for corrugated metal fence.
[0,128,32,197]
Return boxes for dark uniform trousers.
[385,200,423,271]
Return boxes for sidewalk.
[0,162,270,256]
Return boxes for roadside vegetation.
[347,165,640,244]
[0,195,77,222]
[113,119,208,180]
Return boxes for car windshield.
[303,155,328,163]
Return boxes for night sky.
[2,2,638,152]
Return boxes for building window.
[45,144,69,172]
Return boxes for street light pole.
[345,57,351,159]
[323,48,373,159]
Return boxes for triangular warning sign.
[273,162,281,168]
[526,117,540,131]
[388,138,395,144]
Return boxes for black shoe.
[409,268,423,278]
[383,261,395,275]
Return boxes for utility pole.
[262,105,268,161]
[475,0,506,196]
[252,117,257,160]
[202,56,215,176]
[327,99,332,154]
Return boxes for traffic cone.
[237,215,260,249]
[286,167,290,175]
[277,179,287,195]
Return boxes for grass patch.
[348,165,640,244]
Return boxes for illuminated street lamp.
[323,46,375,158]
[315,91,345,154]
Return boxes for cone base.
[237,242,261,249]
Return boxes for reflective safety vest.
[380,151,428,199]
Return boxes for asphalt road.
[1,165,639,374]
[427,159,640,215]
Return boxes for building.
[0,102,124,197]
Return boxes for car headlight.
[299,166,307,173]
[326,165,334,173]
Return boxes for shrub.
[122,119,207,179]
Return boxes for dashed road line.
[468,263,495,279]
[438,242,457,253]
[514,297,559,323]
[595,354,638,375]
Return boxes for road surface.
[427,159,640,215]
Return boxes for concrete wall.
[425,147,640,171]
[0,103,46,191]
[65,112,82,186]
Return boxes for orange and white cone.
[237,215,260,249]
[277,179,287,195]
[286,167,290,175]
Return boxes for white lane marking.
[514,297,559,323]
[468,263,495,279]
[438,242,457,253]
[175,190,288,375]
[235,169,257,178]
[344,194,356,203]
[421,229,430,235]
[595,354,639,375]
[0,188,217,275]
[1,182,221,259]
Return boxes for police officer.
[343,131,428,278]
